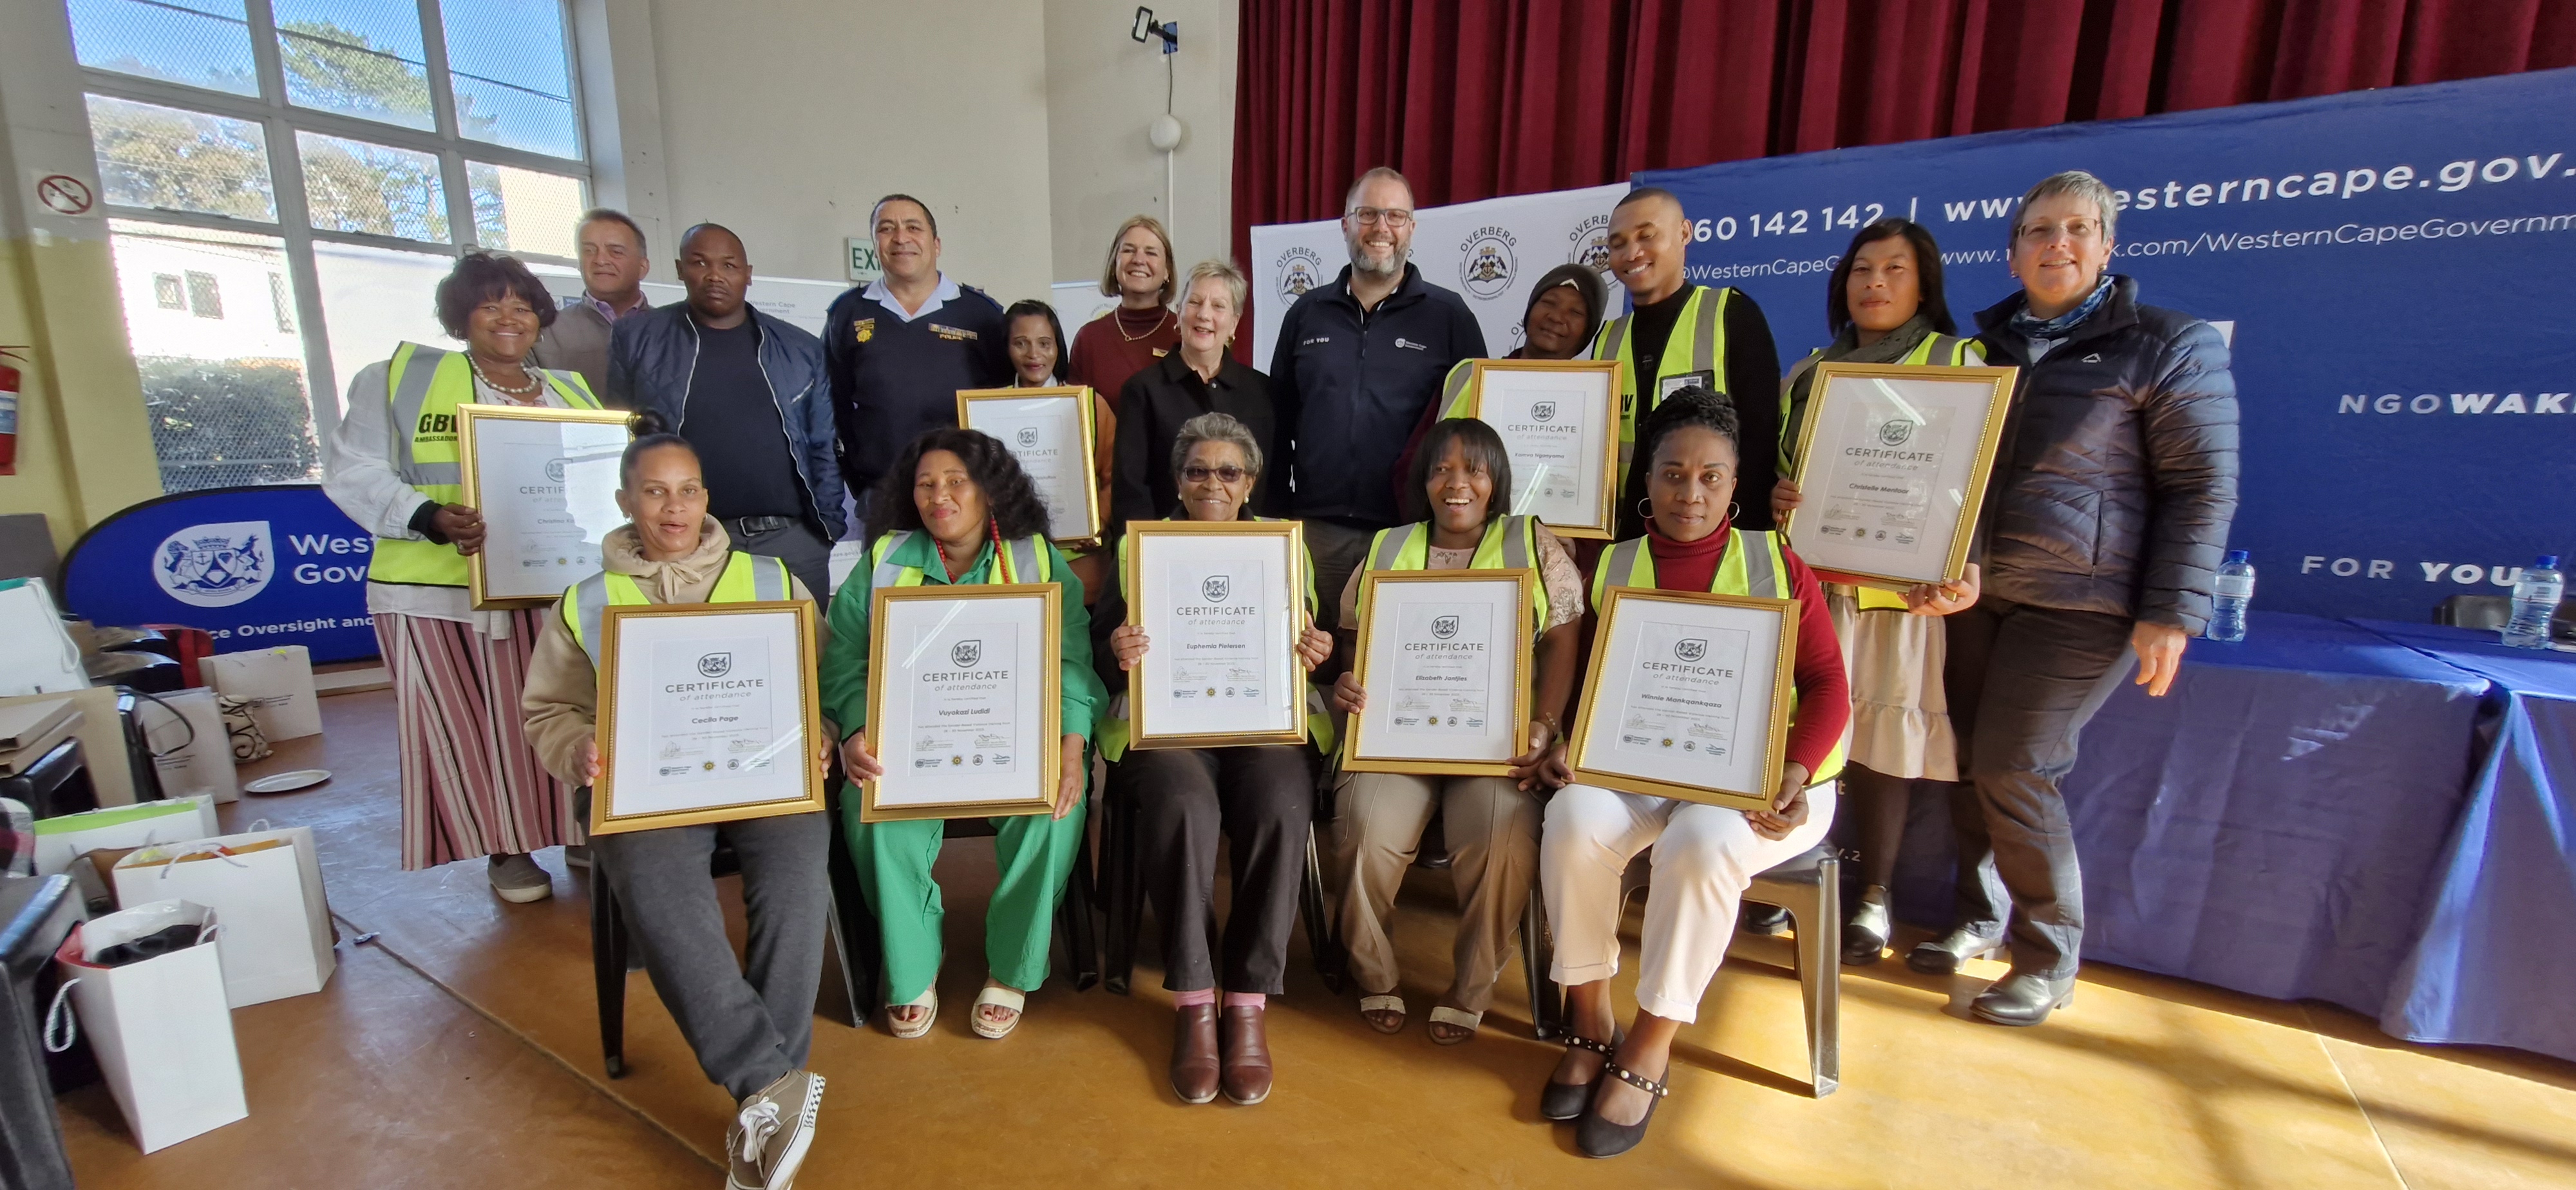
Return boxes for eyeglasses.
[2016,218,2103,245]
[1182,464,1249,484]
[1347,207,1415,229]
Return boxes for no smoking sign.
[35,175,95,216]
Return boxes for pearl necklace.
[468,353,544,399]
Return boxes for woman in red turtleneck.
[1535,387,1850,1160]
[1067,215,1181,415]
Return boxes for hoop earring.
[1728,502,1741,522]
[1636,498,1654,519]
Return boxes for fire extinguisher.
[0,346,23,476]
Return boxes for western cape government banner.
[1639,68,2575,622]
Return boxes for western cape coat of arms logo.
[1675,639,1709,662]
[697,652,732,677]
[1432,615,1461,639]
[951,639,982,668]
[153,520,272,609]
[1201,574,1231,603]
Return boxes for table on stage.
[1881,612,2494,1030]
[2353,620,2576,1062]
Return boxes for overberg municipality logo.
[1274,246,1324,300]
[153,520,272,608]
[1569,214,1612,290]
[1458,225,1517,300]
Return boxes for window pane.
[298,130,450,241]
[86,95,278,222]
[441,0,580,158]
[466,162,584,256]
[68,0,259,97]
[272,0,435,131]
[108,220,320,491]
[312,240,455,415]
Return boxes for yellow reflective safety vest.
[371,341,603,587]
[1591,285,1731,479]
[1362,515,1551,637]
[1589,529,1845,784]
[560,551,789,668]
[1779,334,1983,610]
[868,529,1048,590]
[1097,517,1331,761]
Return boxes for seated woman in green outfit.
[821,427,1104,1042]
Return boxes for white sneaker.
[724,1070,824,1190]
[486,853,553,903]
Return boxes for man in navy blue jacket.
[607,223,843,599]
[822,194,1011,518]
[1270,167,1488,616]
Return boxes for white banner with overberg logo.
[1249,183,1631,368]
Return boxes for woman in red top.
[1066,215,1180,413]
[1536,388,1850,1158]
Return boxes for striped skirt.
[375,609,575,870]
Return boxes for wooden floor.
[57,689,2576,1188]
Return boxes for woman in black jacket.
[1110,261,1283,528]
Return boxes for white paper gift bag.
[0,577,87,697]
[30,795,221,884]
[135,689,240,805]
[113,826,334,1006]
[48,899,249,1153]
[203,646,321,741]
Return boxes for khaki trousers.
[1329,771,1540,1015]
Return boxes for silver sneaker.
[486,853,553,903]
[724,1070,824,1190]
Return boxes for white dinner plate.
[242,768,331,795]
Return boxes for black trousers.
[727,516,835,605]
[1110,745,1314,994]
[1943,598,2137,978]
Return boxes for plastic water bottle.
[2206,550,2253,642]
[2503,555,2563,648]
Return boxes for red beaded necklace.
[932,516,1012,582]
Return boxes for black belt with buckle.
[726,515,797,536]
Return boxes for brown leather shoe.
[1219,1005,1274,1106]
[1170,1006,1220,1104]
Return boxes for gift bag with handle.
[30,796,220,912]
[112,824,334,1006]
[46,899,248,1153]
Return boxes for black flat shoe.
[1539,1033,1616,1121]
[1740,902,1790,936]
[1971,970,2077,1026]
[1906,926,2006,974]
[1841,890,1891,965]
[1575,1061,1669,1158]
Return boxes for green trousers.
[846,800,1088,1006]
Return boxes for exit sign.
[846,238,882,283]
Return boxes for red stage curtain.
[1231,0,2575,336]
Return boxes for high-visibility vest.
[1779,333,1983,611]
[1097,517,1331,760]
[1589,528,1845,784]
[560,551,789,667]
[1362,515,1551,637]
[370,342,603,587]
[868,530,1049,589]
[1591,285,1730,481]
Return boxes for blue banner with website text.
[61,484,380,663]
[1640,67,2576,623]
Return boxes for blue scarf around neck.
[2009,274,2115,342]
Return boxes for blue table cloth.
[2356,620,2576,1062]
[1881,611,2490,1021]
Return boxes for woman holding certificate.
[1771,219,1991,970]
[1003,298,1119,608]
[1102,411,1333,1106]
[1327,417,1587,1044]
[821,428,1103,1042]
[1539,389,1850,1158]
[322,252,603,903]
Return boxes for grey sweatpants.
[584,789,830,1100]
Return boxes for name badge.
[1656,370,1718,403]
[853,317,876,343]
[1151,348,1169,357]
[929,323,978,342]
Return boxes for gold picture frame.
[455,402,638,610]
[1121,518,1311,750]
[860,583,1065,822]
[592,600,827,834]
[1781,361,2018,591]
[1341,568,1538,777]
[956,386,1104,548]
[1463,358,1627,540]
[1564,587,1801,813]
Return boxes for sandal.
[971,985,1026,1039]
[1576,1059,1669,1158]
[887,988,938,1039]
[1540,1033,1616,1120]
[1358,994,1405,1034]
[1426,1006,1481,1045]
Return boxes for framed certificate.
[1122,520,1309,749]
[862,583,1064,822]
[1781,362,2018,590]
[1341,569,1537,776]
[456,403,636,609]
[1565,588,1799,813]
[1464,359,1624,539]
[592,600,826,834]
[957,386,1103,547]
